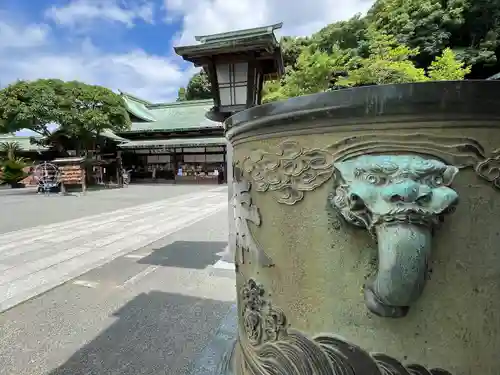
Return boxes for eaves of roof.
[118,137,227,149]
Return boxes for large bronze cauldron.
[225,81,500,375]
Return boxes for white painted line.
[72,280,99,288]
[119,266,159,287]
[123,253,152,259]
[212,260,235,270]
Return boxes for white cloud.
[164,0,375,45]
[0,0,375,106]
[0,18,192,102]
[45,0,155,29]
[0,20,49,49]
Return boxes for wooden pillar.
[81,166,87,194]
[173,151,178,185]
[116,150,123,187]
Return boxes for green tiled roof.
[195,23,282,44]
[0,131,128,154]
[0,135,48,152]
[174,23,284,79]
[174,23,282,56]
[119,94,222,133]
[100,130,129,143]
[118,137,227,149]
[121,94,157,122]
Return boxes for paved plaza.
[0,185,237,375]
[0,184,224,234]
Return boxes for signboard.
[182,147,205,153]
[151,148,174,154]
[135,148,174,154]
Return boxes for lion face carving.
[330,155,459,318]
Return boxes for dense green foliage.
[0,141,23,162]
[0,142,28,186]
[178,0,500,102]
[177,72,212,101]
[0,79,131,152]
[1,159,27,186]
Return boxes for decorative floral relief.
[233,177,274,267]
[475,148,500,188]
[238,278,454,375]
[240,141,336,205]
[238,133,496,205]
[240,279,286,346]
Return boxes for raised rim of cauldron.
[225,80,500,141]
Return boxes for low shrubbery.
[0,142,29,187]
[1,159,28,187]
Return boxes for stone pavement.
[0,184,225,234]
[0,207,237,375]
[0,186,228,313]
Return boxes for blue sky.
[0,0,373,106]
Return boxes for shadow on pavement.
[48,291,233,375]
[138,241,227,269]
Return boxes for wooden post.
[117,150,123,187]
[81,166,87,194]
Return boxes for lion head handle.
[330,155,459,318]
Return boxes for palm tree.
[0,141,23,162]
[0,142,28,187]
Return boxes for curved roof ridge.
[118,90,153,105]
[122,95,157,122]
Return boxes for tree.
[453,0,500,73]
[177,71,212,101]
[367,0,467,65]
[0,142,28,187]
[336,31,428,87]
[261,80,288,104]
[177,87,186,101]
[58,81,131,154]
[0,79,131,153]
[281,46,350,96]
[0,141,24,162]
[0,79,67,136]
[427,48,471,80]
[311,14,368,54]
[281,36,312,68]
[368,0,500,75]
[0,159,28,187]
[57,81,131,153]
[177,0,500,102]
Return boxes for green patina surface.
[173,23,282,57]
[196,23,281,44]
[118,137,226,149]
[122,95,156,121]
[99,130,129,143]
[119,94,222,133]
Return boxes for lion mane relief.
[330,155,459,318]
